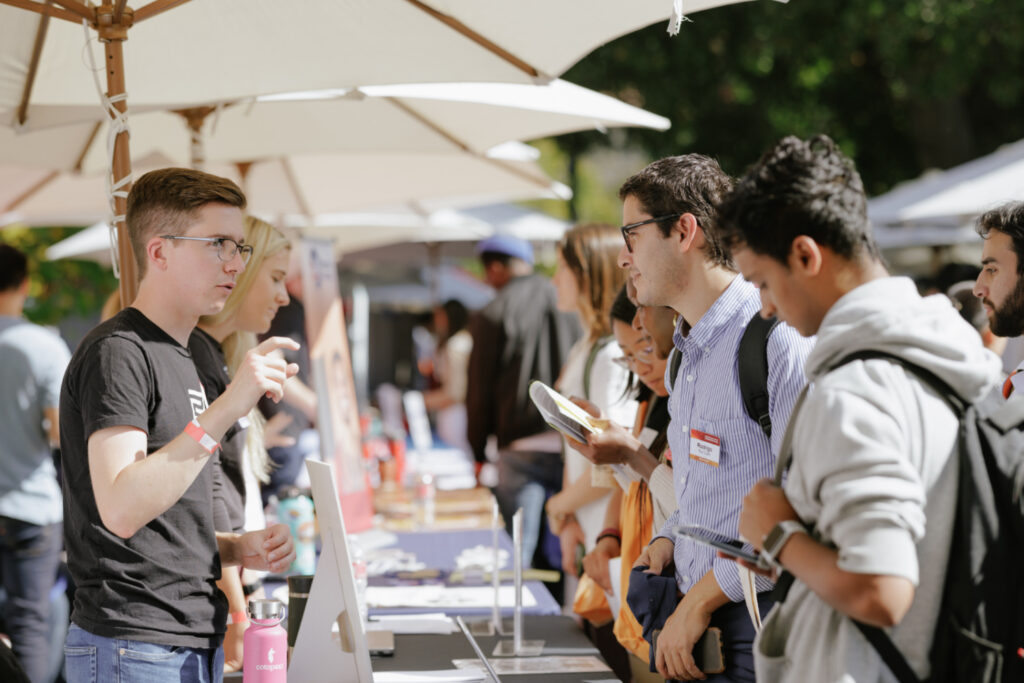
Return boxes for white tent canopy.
[869,137,1024,243]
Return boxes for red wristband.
[227,610,248,625]
[184,418,219,454]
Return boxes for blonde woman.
[188,215,291,672]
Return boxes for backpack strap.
[825,349,956,683]
[738,313,779,439]
[851,621,923,683]
[583,336,613,402]
[667,346,683,389]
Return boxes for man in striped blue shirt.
[582,155,812,681]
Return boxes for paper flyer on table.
[374,669,486,683]
[606,556,622,618]
[366,584,537,609]
[529,381,605,444]
[452,655,610,675]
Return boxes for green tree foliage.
[1,226,117,326]
[558,0,1024,197]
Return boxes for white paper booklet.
[528,381,604,443]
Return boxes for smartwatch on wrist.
[761,520,807,569]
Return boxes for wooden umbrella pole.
[96,3,137,307]
[172,106,217,170]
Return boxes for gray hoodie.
[754,276,1002,683]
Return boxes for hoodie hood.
[807,276,1002,403]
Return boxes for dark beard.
[989,274,1024,337]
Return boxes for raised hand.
[238,523,296,574]
[225,336,300,416]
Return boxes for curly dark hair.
[618,154,735,270]
[717,135,878,265]
[976,201,1024,276]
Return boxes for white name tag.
[689,428,721,467]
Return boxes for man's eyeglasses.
[620,214,682,253]
[160,235,253,265]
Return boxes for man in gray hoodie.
[716,135,1002,682]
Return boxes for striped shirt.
[656,276,813,602]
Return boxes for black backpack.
[669,312,779,439]
[833,350,1024,683]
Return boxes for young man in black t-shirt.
[60,168,298,683]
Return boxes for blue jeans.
[0,517,62,683]
[493,449,563,568]
[64,624,224,683]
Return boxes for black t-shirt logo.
[188,388,209,419]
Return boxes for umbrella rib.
[0,0,83,23]
[16,2,51,126]
[50,0,91,19]
[485,157,557,193]
[403,0,540,78]
[134,0,193,23]
[2,170,59,214]
[385,97,473,154]
[72,121,103,173]
[280,158,313,219]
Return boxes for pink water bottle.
[243,599,288,682]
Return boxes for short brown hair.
[619,154,735,270]
[126,168,246,277]
[559,223,627,340]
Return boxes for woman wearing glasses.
[580,286,677,683]
[188,216,292,673]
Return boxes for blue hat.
[476,234,534,265]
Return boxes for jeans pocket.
[119,640,182,663]
[63,645,97,683]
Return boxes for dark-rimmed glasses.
[620,214,682,253]
[160,235,253,264]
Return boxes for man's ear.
[789,236,823,277]
[146,235,168,271]
[676,213,703,253]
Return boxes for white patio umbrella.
[46,202,570,266]
[1,0,782,302]
[299,202,571,258]
[1,0,780,130]
[3,141,569,228]
[0,79,670,173]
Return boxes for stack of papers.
[374,670,486,682]
[367,612,457,635]
[529,381,605,443]
[367,584,537,609]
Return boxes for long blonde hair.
[558,223,626,341]
[201,215,292,483]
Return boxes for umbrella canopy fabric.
[869,137,1024,231]
[45,202,570,265]
[0,79,670,173]
[1,0,781,303]
[306,202,570,258]
[1,142,569,227]
[0,0,774,131]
